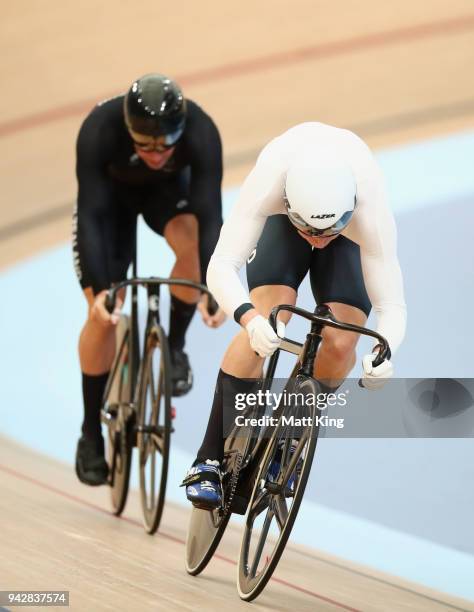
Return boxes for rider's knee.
[250,285,296,321]
[322,328,357,364]
[165,214,199,255]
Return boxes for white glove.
[361,353,394,390]
[245,315,285,358]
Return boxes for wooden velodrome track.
[2,436,472,612]
[2,1,474,610]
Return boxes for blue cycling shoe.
[268,442,303,496]
[182,460,223,510]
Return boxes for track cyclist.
[183,122,406,509]
[73,73,225,486]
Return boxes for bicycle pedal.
[191,501,222,512]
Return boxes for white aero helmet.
[284,153,357,237]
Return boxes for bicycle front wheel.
[185,506,230,575]
[237,376,320,601]
[137,324,172,534]
[103,315,134,516]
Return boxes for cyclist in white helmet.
[183,122,406,509]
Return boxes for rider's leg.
[141,171,200,350]
[163,213,200,395]
[75,182,136,445]
[76,218,136,443]
[185,216,310,505]
[79,288,117,441]
[78,285,129,439]
[163,213,201,349]
[77,287,129,486]
[222,214,312,379]
[196,215,311,464]
[196,284,296,463]
[142,172,200,396]
[310,234,372,387]
[74,180,137,485]
[315,302,367,386]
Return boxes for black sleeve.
[75,110,115,295]
[188,114,223,285]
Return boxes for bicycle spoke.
[149,449,156,509]
[152,372,161,424]
[146,435,155,462]
[148,358,156,408]
[152,433,164,455]
[249,505,274,578]
[144,351,163,437]
[249,488,270,521]
[281,433,307,487]
[157,367,163,404]
[274,494,289,531]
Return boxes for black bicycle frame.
[239,303,390,478]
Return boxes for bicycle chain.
[222,451,243,518]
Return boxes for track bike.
[185,304,390,600]
[101,252,217,534]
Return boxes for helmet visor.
[130,131,179,152]
[284,196,354,237]
[125,113,185,144]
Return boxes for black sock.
[197,370,260,464]
[168,295,197,352]
[81,372,109,442]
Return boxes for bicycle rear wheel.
[137,324,172,534]
[237,376,320,601]
[103,315,134,516]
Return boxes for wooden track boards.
[1,436,472,611]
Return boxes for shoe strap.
[181,469,220,487]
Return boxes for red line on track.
[1,14,474,138]
[0,462,360,611]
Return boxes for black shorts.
[75,169,193,290]
[246,214,371,316]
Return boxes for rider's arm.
[188,111,223,285]
[347,163,407,355]
[75,111,116,295]
[207,151,284,322]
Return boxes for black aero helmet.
[124,73,187,144]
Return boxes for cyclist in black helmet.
[73,72,225,486]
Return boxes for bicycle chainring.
[222,451,243,518]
